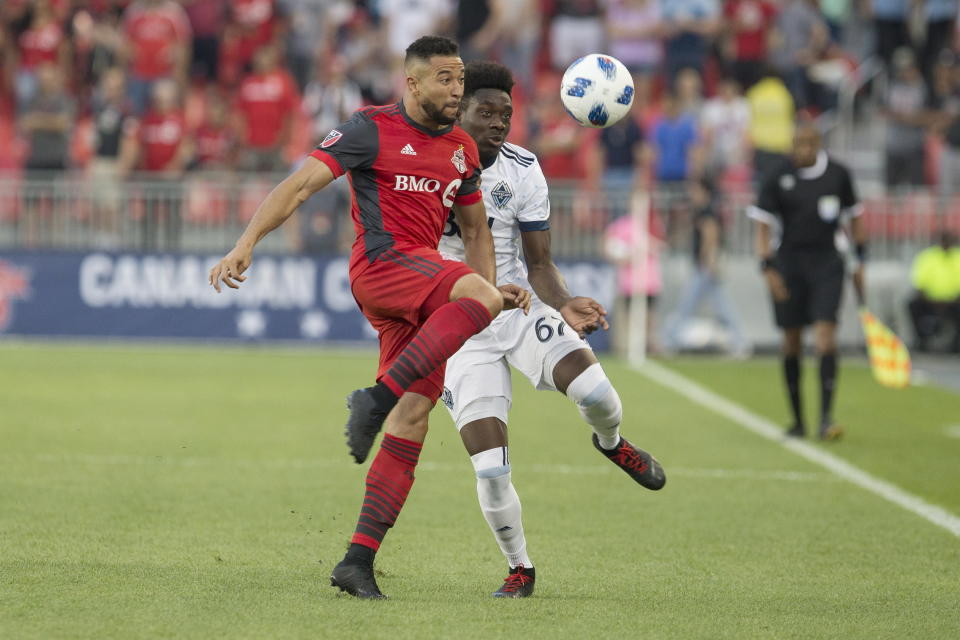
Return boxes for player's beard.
[421,98,458,126]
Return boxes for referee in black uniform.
[748,123,867,440]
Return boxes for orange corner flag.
[859,308,911,389]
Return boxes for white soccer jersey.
[437,142,550,290]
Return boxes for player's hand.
[209,246,252,292]
[765,269,790,302]
[560,296,609,338]
[499,284,532,314]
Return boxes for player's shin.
[819,352,838,424]
[348,434,423,555]
[471,447,531,569]
[565,363,622,450]
[784,355,804,429]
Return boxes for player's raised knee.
[566,363,623,427]
[450,273,503,318]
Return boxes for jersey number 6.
[535,316,566,343]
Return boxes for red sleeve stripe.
[309,150,345,178]
[454,190,482,206]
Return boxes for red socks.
[350,434,423,551]
[381,298,492,397]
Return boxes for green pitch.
[2,343,959,639]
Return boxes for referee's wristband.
[855,243,868,262]
[760,257,775,272]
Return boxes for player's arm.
[747,173,789,302]
[454,199,530,312]
[453,198,496,284]
[523,229,608,336]
[209,157,334,291]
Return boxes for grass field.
[3,342,959,639]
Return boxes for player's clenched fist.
[499,284,531,313]
[209,246,252,292]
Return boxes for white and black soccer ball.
[560,54,635,128]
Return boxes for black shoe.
[784,424,806,439]
[492,565,535,598]
[330,560,387,599]
[593,434,666,490]
[345,387,389,464]
[818,421,844,441]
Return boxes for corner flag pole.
[627,189,650,368]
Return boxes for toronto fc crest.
[451,144,466,173]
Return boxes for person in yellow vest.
[746,67,796,184]
[907,231,960,353]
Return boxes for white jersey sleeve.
[515,153,550,233]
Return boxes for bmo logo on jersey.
[395,176,462,207]
[394,175,441,193]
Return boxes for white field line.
[2,453,835,483]
[639,360,960,538]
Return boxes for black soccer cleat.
[593,434,666,490]
[330,560,387,600]
[818,421,844,441]
[492,565,535,598]
[345,387,389,464]
[784,423,806,439]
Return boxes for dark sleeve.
[755,170,780,215]
[309,110,378,178]
[454,167,482,205]
[839,164,858,210]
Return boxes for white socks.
[564,363,623,450]
[470,447,532,569]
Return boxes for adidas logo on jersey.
[401,143,417,156]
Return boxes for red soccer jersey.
[194,123,233,167]
[725,0,778,61]
[230,0,277,66]
[18,22,63,70]
[138,110,186,171]
[236,69,299,149]
[310,103,483,274]
[123,1,191,79]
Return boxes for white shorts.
[441,298,592,429]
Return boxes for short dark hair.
[404,36,459,65]
[463,61,514,101]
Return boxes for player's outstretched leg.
[345,276,499,464]
[332,399,427,598]
[782,328,806,438]
[469,441,536,597]
[563,359,665,490]
[814,322,843,441]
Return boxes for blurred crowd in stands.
[2,0,959,353]
[0,0,957,191]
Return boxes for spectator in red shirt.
[13,0,69,112]
[131,78,191,175]
[128,78,191,249]
[219,0,279,85]
[194,92,235,170]
[181,0,225,82]
[121,0,191,115]
[528,82,596,182]
[234,45,298,172]
[723,0,778,91]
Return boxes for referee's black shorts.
[771,249,845,328]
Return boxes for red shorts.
[351,246,475,402]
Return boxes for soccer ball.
[560,54,634,128]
